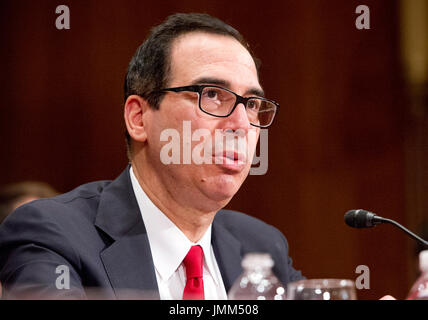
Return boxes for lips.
[213,150,247,172]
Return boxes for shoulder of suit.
[1,179,112,226]
[53,180,112,203]
[213,209,290,256]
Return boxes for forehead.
[168,32,260,90]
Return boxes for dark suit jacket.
[0,167,303,299]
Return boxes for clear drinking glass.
[287,279,357,300]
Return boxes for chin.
[209,189,235,203]
[202,174,243,203]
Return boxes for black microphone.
[345,209,428,248]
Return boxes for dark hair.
[124,13,260,155]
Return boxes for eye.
[203,88,220,100]
[247,99,261,111]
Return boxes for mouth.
[212,151,247,172]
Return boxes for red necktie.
[182,245,204,300]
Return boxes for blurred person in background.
[0,181,58,224]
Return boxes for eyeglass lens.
[200,87,276,127]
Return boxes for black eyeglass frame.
[152,84,280,128]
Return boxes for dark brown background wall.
[0,0,418,299]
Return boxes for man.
[0,13,303,299]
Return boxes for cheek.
[148,107,182,141]
[145,112,175,164]
[246,130,260,159]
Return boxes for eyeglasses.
[153,85,279,128]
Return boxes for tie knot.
[183,245,203,278]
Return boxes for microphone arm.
[377,216,428,248]
[345,209,428,248]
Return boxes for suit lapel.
[95,166,160,299]
[211,218,243,293]
[99,220,159,299]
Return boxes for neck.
[131,157,217,243]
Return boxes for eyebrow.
[190,77,265,98]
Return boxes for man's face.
[143,32,261,211]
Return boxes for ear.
[124,95,150,143]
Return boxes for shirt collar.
[129,166,219,284]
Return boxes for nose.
[222,103,251,131]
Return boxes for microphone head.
[344,209,377,228]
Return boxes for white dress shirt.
[129,167,228,300]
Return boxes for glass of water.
[287,279,357,300]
